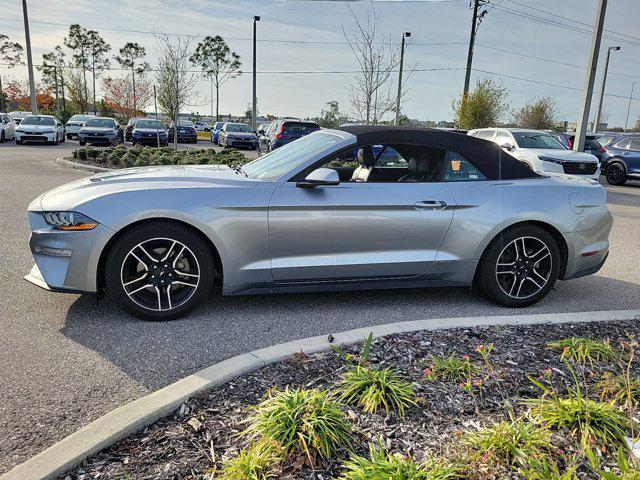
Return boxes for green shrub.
[547,337,616,365]
[245,387,352,462]
[338,364,416,415]
[338,442,462,480]
[424,354,476,383]
[215,441,282,480]
[465,417,552,465]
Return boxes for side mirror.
[500,143,514,151]
[258,129,265,135]
[296,168,340,188]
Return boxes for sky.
[1,0,640,127]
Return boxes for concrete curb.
[4,309,639,480]
[55,157,113,174]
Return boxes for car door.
[625,138,640,175]
[267,144,456,282]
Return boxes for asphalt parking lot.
[1,139,639,473]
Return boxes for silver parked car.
[26,126,613,321]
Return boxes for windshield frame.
[225,123,253,133]
[241,130,355,182]
[512,131,567,150]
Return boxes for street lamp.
[252,16,261,131]
[593,45,621,132]
[394,32,411,126]
[624,81,637,132]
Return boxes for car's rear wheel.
[605,163,627,186]
[477,225,560,307]
[0,130,5,143]
[105,222,215,321]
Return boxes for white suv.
[468,128,600,180]
[0,113,16,142]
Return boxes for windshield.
[177,120,194,127]
[242,131,346,181]
[21,116,55,126]
[597,135,615,147]
[512,132,566,150]
[214,122,225,129]
[226,124,252,133]
[84,119,116,128]
[135,120,164,129]
[69,115,92,122]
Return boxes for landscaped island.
[66,319,640,479]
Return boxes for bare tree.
[154,34,199,149]
[343,3,410,124]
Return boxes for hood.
[34,164,259,211]
[80,126,116,134]
[226,132,256,139]
[17,124,55,132]
[527,148,598,163]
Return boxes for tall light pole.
[252,16,260,131]
[593,45,621,132]
[624,81,637,132]
[574,0,608,152]
[395,32,411,126]
[21,0,37,114]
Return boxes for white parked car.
[193,121,211,132]
[65,114,96,139]
[15,115,65,145]
[1,113,16,142]
[468,128,600,180]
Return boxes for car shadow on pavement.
[60,273,640,391]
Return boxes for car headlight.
[42,212,98,231]
[537,155,564,165]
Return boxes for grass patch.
[518,457,578,480]
[244,387,352,463]
[215,442,281,480]
[72,144,247,168]
[338,364,416,415]
[547,337,617,365]
[465,417,553,466]
[598,372,640,406]
[338,442,462,480]
[424,354,476,383]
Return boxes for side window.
[494,131,512,147]
[443,151,487,182]
[630,138,640,151]
[368,143,446,183]
[476,130,494,141]
[616,138,632,150]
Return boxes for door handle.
[414,200,448,211]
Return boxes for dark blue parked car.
[601,135,640,186]
[210,121,226,145]
[258,119,320,152]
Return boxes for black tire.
[477,224,561,308]
[105,221,215,321]
[79,141,86,146]
[60,134,65,143]
[0,130,5,143]
[16,139,23,145]
[605,163,627,186]
[66,133,72,140]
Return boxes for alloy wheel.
[495,236,552,299]
[120,237,200,311]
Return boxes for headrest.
[408,155,429,178]
[357,146,376,168]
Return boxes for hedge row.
[71,145,248,169]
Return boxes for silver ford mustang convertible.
[26,126,613,320]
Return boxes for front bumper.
[15,132,56,142]
[80,133,117,144]
[538,160,600,180]
[227,138,258,149]
[26,212,114,294]
[133,135,168,146]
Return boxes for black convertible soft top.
[338,125,540,180]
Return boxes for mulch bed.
[64,319,640,479]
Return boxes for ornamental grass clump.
[547,337,617,365]
[338,442,462,480]
[518,457,579,480]
[215,441,282,480]
[338,364,416,415]
[424,354,476,383]
[465,417,553,466]
[598,373,640,406]
[244,387,352,463]
[524,387,628,449]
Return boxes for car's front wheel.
[477,225,560,307]
[105,221,215,321]
[605,163,627,186]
